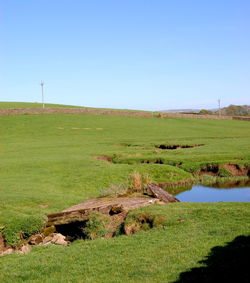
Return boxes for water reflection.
[173,180,250,202]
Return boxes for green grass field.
[0,111,249,282]
[0,102,149,113]
[0,102,84,108]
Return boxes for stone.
[15,244,31,255]
[0,248,14,256]
[20,244,31,254]
[51,233,68,246]
[42,235,53,245]
[29,234,43,245]
[0,234,6,251]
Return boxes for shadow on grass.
[173,235,250,283]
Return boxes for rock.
[42,233,68,246]
[51,233,68,246]
[0,248,14,256]
[42,235,53,245]
[16,245,31,254]
[29,234,43,245]
[0,234,6,251]
[20,244,31,254]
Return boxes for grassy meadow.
[0,110,250,282]
[0,102,83,109]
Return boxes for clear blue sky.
[1,0,249,110]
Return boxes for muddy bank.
[199,164,250,177]
[93,155,113,162]
[94,154,250,178]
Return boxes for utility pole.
[218,99,221,116]
[40,80,45,108]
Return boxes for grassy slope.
[0,102,149,112]
[0,113,249,282]
[0,102,84,108]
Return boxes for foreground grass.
[0,114,249,234]
[1,202,249,283]
[0,113,249,281]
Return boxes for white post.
[218,99,221,116]
[41,81,45,108]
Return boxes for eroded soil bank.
[156,144,204,150]
[199,164,250,177]
[93,154,250,178]
[93,154,250,177]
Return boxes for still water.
[175,182,250,202]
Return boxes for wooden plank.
[146,184,179,203]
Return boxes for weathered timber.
[146,184,180,203]
[47,183,179,227]
[47,196,161,226]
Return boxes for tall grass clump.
[129,172,152,193]
[3,216,44,245]
[129,172,142,192]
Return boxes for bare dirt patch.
[93,155,113,162]
[221,164,249,176]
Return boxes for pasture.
[0,111,249,282]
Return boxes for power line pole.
[218,99,221,116]
[40,80,45,108]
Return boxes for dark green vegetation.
[198,104,250,116]
[0,112,249,282]
[221,104,250,116]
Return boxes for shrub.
[3,216,44,245]
[142,173,152,187]
[84,212,112,240]
[129,172,153,193]
[129,172,142,192]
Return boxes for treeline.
[198,105,250,116]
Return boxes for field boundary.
[0,108,249,121]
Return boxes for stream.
[174,180,250,202]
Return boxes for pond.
[175,180,250,202]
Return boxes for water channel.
[174,180,250,202]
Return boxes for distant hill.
[160,109,201,113]
[161,105,250,116]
